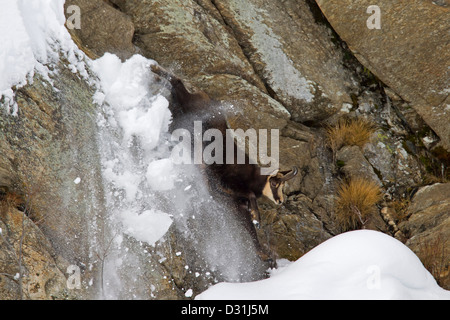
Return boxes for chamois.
[150,64,298,263]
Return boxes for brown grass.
[327,118,376,153]
[0,191,24,212]
[334,177,382,231]
[389,198,410,224]
[416,234,449,289]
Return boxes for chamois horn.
[280,166,298,182]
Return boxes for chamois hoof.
[250,210,260,229]
[266,258,277,269]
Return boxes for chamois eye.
[270,180,279,188]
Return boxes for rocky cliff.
[0,0,448,299]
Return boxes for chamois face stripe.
[262,176,285,205]
[262,177,276,203]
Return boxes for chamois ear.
[268,169,280,178]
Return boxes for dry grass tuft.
[416,234,449,289]
[334,177,382,231]
[327,118,376,153]
[389,198,410,224]
[0,191,25,214]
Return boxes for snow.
[185,289,194,298]
[74,177,81,185]
[121,209,173,246]
[92,53,172,153]
[92,52,174,247]
[0,0,88,116]
[94,55,176,295]
[196,230,450,300]
[146,158,177,191]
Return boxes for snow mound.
[196,230,450,300]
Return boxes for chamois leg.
[238,197,276,268]
[248,193,260,229]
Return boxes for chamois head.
[262,166,298,205]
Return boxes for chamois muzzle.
[280,166,298,182]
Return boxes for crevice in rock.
[209,0,286,107]
[102,0,122,11]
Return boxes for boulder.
[337,145,381,185]
[111,0,358,125]
[111,0,264,88]
[65,0,137,60]
[0,167,13,190]
[363,130,423,189]
[400,183,450,289]
[316,0,450,151]
[402,183,450,237]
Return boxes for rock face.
[110,0,290,135]
[0,60,105,298]
[315,0,450,152]
[258,194,331,261]
[109,0,358,126]
[0,201,76,300]
[211,0,356,123]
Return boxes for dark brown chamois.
[150,64,298,262]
